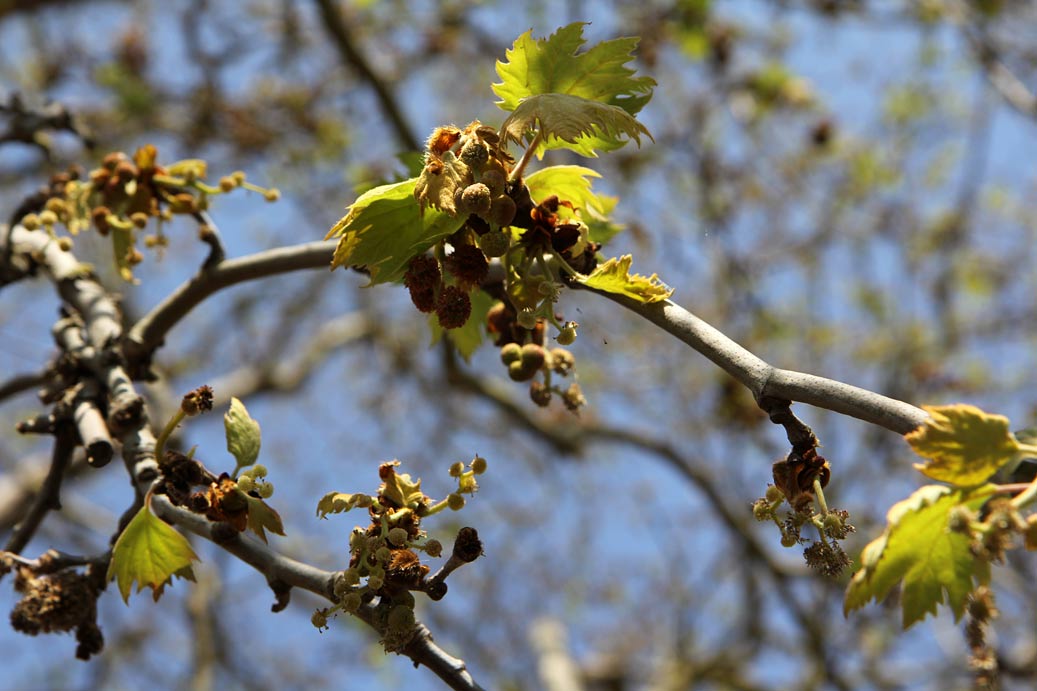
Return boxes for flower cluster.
[313,459,486,652]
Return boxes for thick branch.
[124,240,336,363]
[589,290,929,434]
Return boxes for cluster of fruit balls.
[16,145,277,279]
[404,121,597,412]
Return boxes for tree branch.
[4,422,77,553]
[586,289,929,434]
[124,240,336,364]
[313,0,421,151]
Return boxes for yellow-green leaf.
[578,255,673,303]
[493,23,655,115]
[245,495,285,543]
[316,491,360,518]
[501,93,651,158]
[107,504,199,603]
[907,404,1022,486]
[524,166,623,244]
[225,397,261,470]
[326,178,465,284]
[380,462,425,509]
[844,484,994,627]
[493,22,654,157]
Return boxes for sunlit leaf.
[225,397,261,470]
[379,461,425,509]
[578,255,673,303]
[326,178,465,284]
[525,166,623,244]
[844,484,994,627]
[908,404,1029,486]
[245,495,285,543]
[493,22,654,156]
[107,503,199,603]
[316,491,360,518]
[414,151,470,216]
[501,93,651,158]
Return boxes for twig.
[0,369,47,403]
[585,288,929,434]
[124,240,337,364]
[4,422,77,553]
[313,0,420,151]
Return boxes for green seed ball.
[500,343,522,365]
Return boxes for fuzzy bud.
[460,183,493,216]
[470,456,487,474]
[424,539,443,558]
[478,229,510,257]
[388,527,409,547]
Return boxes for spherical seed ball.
[388,527,409,547]
[447,493,466,511]
[404,254,441,291]
[39,210,58,226]
[508,360,536,382]
[236,475,255,493]
[57,237,73,251]
[425,539,443,558]
[478,229,510,257]
[449,461,464,477]
[21,213,41,231]
[500,343,522,365]
[556,325,577,345]
[311,610,328,629]
[480,169,506,194]
[516,308,537,330]
[460,183,493,217]
[130,212,149,229]
[444,244,488,287]
[529,381,552,407]
[436,285,471,329]
[470,456,487,474]
[520,343,546,370]
[487,194,517,226]
[460,139,489,167]
[408,284,437,313]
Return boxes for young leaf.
[907,404,1026,486]
[225,397,261,470]
[245,495,285,544]
[427,288,496,361]
[577,255,674,303]
[316,491,361,518]
[493,23,655,156]
[525,165,622,244]
[844,484,994,628]
[494,23,655,114]
[326,178,465,285]
[501,93,651,157]
[379,462,425,509]
[107,504,199,603]
[414,151,469,216]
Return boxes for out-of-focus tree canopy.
[2,1,1037,689]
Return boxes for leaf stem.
[509,130,544,182]
[813,478,829,515]
[154,409,185,462]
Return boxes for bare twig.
[313,0,420,151]
[4,422,77,553]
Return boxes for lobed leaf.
[844,484,994,627]
[245,495,285,543]
[225,397,261,470]
[524,165,623,244]
[493,23,655,115]
[326,178,465,285]
[501,93,651,158]
[316,491,360,518]
[907,404,1024,486]
[107,504,199,603]
[577,255,673,303]
[493,22,655,157]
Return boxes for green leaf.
[494,23,655,114]
[577,255,673,303]
[245,495,285,543]
[107,504,199,603]
[493,22,655,156]
[428,289,497,361]
[316,491,360,518]
[225,397,261,470]
[379,462,425,509]
[907,404,1025,486]
[524,165,623,244]
[326,178,465,285]
[844,484,994,627]
[501,93,651,157]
